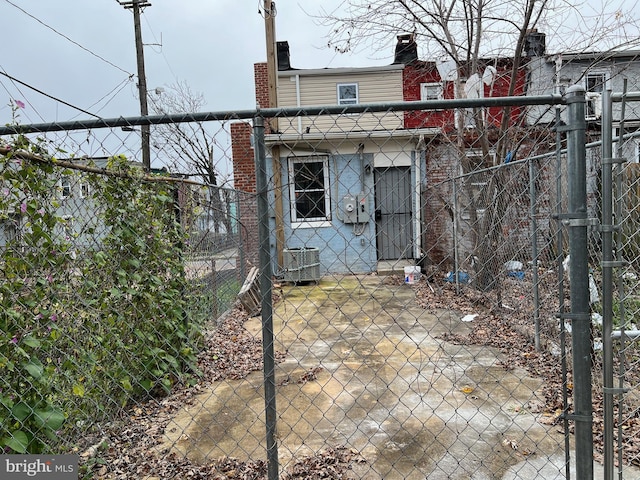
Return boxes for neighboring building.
[232,31,640,278]
[400,33,528,131]
[525,32,640,237]
[527,31,640,141]
[0,157,106,250]
[0,157,154,251]
[232,34,538,277]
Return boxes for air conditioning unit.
[283,247,321,283]
[585,92,602,121]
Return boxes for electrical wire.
[0,71,46,123]
[0,69,101,119]
[142,14,179,82]
[258,0,277,19]
[3,0,133,77]
[68,76,133,120]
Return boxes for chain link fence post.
[566,85,594,480]
[253,115,279,479]
[601,85,616,480]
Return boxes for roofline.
[278,64,405,77]
[544,49,640,62]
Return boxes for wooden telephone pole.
[120,0,151,172]
[263,0,285,267]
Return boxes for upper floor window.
[80,181,90,198]
[585,71,607,120]
[421,82,443,101]
[288,156,331,223]
[59,176,72,199]
[585,72,606,94]
[337,83,359,105]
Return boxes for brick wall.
[403,62,453,129]
[231,122,255,193]
[403,60,528,130]
[230,121,259,270]
[422,144,458,270]
[254,62,274,134]
[254,62,270,109]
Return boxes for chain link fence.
[0,92,635,479]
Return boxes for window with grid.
[59,176,72,199]
[337,83,358,105]
[585,71,607,119]
[420,82,443,101]
[288,156,330,223]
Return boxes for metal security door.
[374,166,413,260]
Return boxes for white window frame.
[420,82,443,101]
[59,176,72,199]
[585,71,607,94]
[79,181,90,198]
[337,83,359,106]
[635,140,640,164]
[585,70,608,120]
[288,155,331,225]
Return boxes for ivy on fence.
[1,139,205,454]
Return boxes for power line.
[3,0,134,76]
[68,77,133,120]
[119,0,152,171]
[143,14,179,82]
[0,69,101,119]
[0,70,46,123]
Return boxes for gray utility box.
[283,247,321,283]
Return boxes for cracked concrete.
[162,274,640,479]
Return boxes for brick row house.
[232,31,640,279]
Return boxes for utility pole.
[120,0,151,171]
[263,0,285,268]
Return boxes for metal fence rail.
[0,91,630,479]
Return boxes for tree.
[148,81,233,237]
[314,0,640,291]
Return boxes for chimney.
[277,41,291,70]
[394,34,418,64]
[524,29,546,57]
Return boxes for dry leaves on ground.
[80,305,360,479]
[414,273,640,467]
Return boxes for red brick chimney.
[254,62,270,109]
[231,122,255,193]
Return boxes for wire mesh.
[0,94,634,479]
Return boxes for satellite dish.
[482,66,497,86]
[436,58,458,81]
[464,73,482,98]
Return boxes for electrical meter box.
[343,193,369,223]
[356,193,370,223]
[343,194,358,223]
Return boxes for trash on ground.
[445,271,470,283]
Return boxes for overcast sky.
[0,0,393,126]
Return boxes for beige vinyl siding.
[277,70,403,135]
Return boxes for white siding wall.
[277,69,404,135]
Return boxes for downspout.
[296,74,302,133]
[415,135,425,259]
